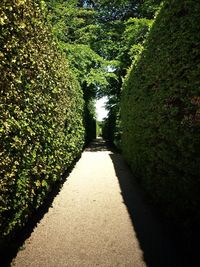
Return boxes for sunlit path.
[11,139,180,267]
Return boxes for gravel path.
[11,139,180,267]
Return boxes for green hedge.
[84,100,97,144]
[102,104,121,149]
[0,0,84,237]
[121,0,200,231]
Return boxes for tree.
[45,0,118,142]
[45,0,161,144]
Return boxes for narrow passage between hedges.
[11,139,181,267]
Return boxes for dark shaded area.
[83,84,97,145]
[110,153,192,267]
[0,155,81,267]
[85,138,110,152]
[102,105,119,144]
[120,0,200,251]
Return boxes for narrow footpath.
[11,139,182,267]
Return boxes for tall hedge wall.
[121,0,200,232]
[0,0,84,237]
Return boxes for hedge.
[121,0,200,233]
[102,104,121,149]
[0,0,84,237]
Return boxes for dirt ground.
[10,139,182,267]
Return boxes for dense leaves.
[121,0,200,235]
[101,14,153,144]
[45,0,119,142]
[0,0,84,237]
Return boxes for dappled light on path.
[84,138,108,152]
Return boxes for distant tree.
[45,0,161,143]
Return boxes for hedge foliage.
[0,0,84,237]
[121,0,200,230]
[102,104,121,148]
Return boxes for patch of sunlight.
[95,97,108,121]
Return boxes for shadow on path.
[0,139,191,267]
[110,153,188,267]
[85,138,109,152]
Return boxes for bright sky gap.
[95,96,108,121]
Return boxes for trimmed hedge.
[102,105,121,148]
[121,0,200,232]
[0,0,84,237]
[84,99,97,143]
